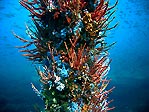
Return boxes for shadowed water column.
[14,0,118,111]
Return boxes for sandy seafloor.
[0,0,148,112]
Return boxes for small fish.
[66,15,71,24]
[53,11,60,19]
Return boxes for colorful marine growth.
[14,0,118,111]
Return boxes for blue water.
[0,0,148,112]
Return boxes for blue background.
[0,0,149,112]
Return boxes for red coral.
[61,35,89,70]
[58,0,86,12]
[91,0,108,21]
[19,0,57,19]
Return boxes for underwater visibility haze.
[0,0,149,112]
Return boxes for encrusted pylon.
[15,0,118,111]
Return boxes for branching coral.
[14,0,118,111]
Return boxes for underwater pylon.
[14,0,118,111]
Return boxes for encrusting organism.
[14,0,118,111]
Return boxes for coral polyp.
[14,0,118,111]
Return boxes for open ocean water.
[0,0,148,112]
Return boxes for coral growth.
[14,0,118,111]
